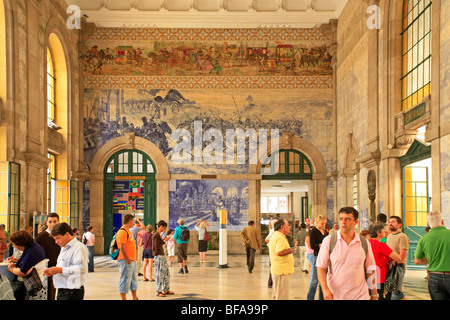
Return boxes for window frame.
[401,0,432,111]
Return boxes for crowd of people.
[264,208,450,300]
[0,213,92,300]
[1,208,449,300]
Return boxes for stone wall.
[81,26,336,253]
[0,0,83,228]
[440,0,450,225]
[335,0,371,226]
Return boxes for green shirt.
[415,226,450,272]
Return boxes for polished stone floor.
[83,252,431,300]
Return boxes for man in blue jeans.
[414,211,450,300]
[174,218,190,274]
[116,214,139,300]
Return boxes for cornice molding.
[82,8,344,28]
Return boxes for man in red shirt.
[368,222,402,300]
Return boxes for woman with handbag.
[7,230,46,300]
[195,220,210,263]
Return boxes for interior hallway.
[84,253,430,300]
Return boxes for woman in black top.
[306,215,328,300]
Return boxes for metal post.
[218,209,229,268]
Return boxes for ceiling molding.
[82,10,342,28]
[66,0,348,28]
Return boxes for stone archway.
[248,132,328,224]
[89,134,169,254]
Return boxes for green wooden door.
[144,179,156,227]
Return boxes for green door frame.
[102,149,157,254]
[399,140,431,270]
[261,149,313,180]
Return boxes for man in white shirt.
[43,222,88,300]
[83,226,95,272]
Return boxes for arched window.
[402,0,432,111]
[46,33,74,224]
[105,150,155,175]
[47,47,56,126]
[261,149,313,180]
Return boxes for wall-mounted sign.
[115,176,146,180]
[404,102,426,126]
[113,180,144,211]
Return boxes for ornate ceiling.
[65,0,347,28]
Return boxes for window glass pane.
[424,58,430,84]
[418,14,424,39]
[261,197,268,213]
[412,68,418,93]
[407,50,412,73]
[418,64,424,89]
[268,197,278,213]
[418,39,424,62]
[279,197,288,213]
[147,160,154,173]
[425,7,430,32]
[408,26,412,50]
[107,160,114,173]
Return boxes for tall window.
[402,0,432,111]
[47,47,56,126]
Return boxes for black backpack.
[179,226,190,241]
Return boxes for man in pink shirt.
[316,207,378,300]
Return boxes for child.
[165,229,175,264]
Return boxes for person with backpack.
[174,218,190,274]
[316,207,378,300]
[116,214,139,300]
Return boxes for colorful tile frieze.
[83,75,333,89]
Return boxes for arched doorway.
[103,149,156,252]
[248,133,328,249]
[400,139,431,269]
[89,135,169,254]
[260,149,314,244]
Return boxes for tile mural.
[168,180,249,232]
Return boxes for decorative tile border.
[83,75,333,89]
[89,27,330,42]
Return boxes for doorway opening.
[400,140,431,269]
[260,149,313,252]
[103,149,156,253]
